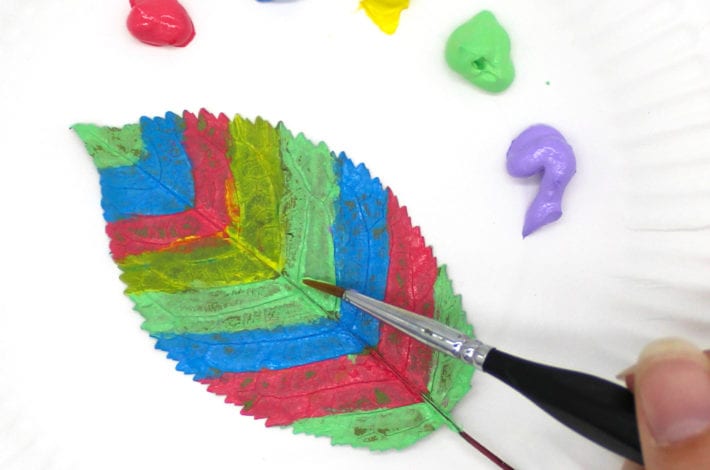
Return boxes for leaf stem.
[459,431,514,470]
[366,348,512,469]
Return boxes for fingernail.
[637,338,710,446]
[615,364,636,380]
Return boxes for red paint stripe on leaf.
[379,190,437,394]
[106,110,234,259]
[201,354,421,426]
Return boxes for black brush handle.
[482,348,642,464]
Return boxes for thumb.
[627,338,710,470]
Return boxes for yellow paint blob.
[360,0,409,34]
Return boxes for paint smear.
[445,10,515,93]
[506,124,576,237]
[126,0,195,47]
[360,0,410,34]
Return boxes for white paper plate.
[1,1,709,469]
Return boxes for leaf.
[74,109,476,450]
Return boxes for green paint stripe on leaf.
[73,123,144,169]
[278,124,340,313]
[226,116,285,273]
[427,266,475,411]
[131,276,334,334]
[291,403,446,450]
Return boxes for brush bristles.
[302,279,345,298]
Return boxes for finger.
[619,350,710,393]
[621,460,644,470]
[632,338,710,470]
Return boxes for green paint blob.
[72,123,144,169]
[445,10,515,93]
[374,388,391,405]
[240,377,254,388]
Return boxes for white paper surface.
[1,1,709,469]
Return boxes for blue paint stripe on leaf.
[332,152,389,347]
[97,112,195,222]
[153,319,366,378]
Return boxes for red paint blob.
[127,0,195,47]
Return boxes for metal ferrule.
[343,290,491,368]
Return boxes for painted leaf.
[73,110,475,450]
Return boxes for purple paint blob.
[506,124,576,237]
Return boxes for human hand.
[621,338,710,470]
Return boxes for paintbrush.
[303,279,642,465]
